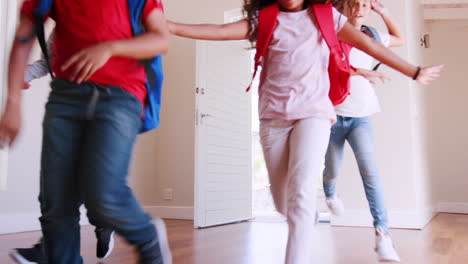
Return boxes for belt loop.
[86,83,111,120]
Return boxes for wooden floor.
[1,213,468,264]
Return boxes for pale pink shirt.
[258,7,347,123]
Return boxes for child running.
[0,0,172,263]
[323,0,407,262]
[10,31,116,264]
[166,0,442,263]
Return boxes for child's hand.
[0,103,21,149]
[61,43,113,84]
[371,0,388,16]
[360,69,391,85]
[416,65,444,85]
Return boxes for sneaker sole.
[378,259,401,263]
[153,218,172,264]
[9,250,38,264]
[375,248,401,263]
[99,231,115,259]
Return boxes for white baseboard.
[10,204,468,234]
[0,210,90,235]
[0,206,193,234]
[436,202,468,214]
[330,208,436,230]
[144,206,194,220]
[0,213,42,234]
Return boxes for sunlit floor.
[1,213,467,264]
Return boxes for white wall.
[5,0,463,233]
[0,0,17,191]
[423,19,468,213]
[0,14,58,232]
[134,0,244,218]
[331,0,435,229]
[0,0,245,234]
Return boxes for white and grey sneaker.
[10,239,46,264]
[325,196,345,216]
[153,218,172,264]
[375,226,401,263]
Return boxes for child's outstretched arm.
[352,68,390,85]
[371,0,404,47]
[167,19,250,41]
[338,23,443,85]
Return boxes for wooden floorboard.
[1,213,468,263]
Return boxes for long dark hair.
[243,0,345,43]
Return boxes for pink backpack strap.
[247,3,279,92]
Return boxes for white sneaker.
[153,218,173,264]
[375,226,401,263]
[325,196,344,216]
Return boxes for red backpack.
[248,3,352,106]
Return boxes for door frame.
[193,8,253,228]
[0,0,17,190]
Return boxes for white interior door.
[194,38,253,228]
[0,0,16,190]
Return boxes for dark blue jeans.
[39,79,161,263]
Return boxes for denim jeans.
[39,79,163,263]
[322,116,389,231]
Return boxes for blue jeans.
[39,79,163,264]
[322,116,389,231]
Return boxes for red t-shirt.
[21,0,164,105]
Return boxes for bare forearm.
[339,23,417,78]
[7,15,35,105]
[351,68,364,76]
[171,23,225,40]
[8,42,33,104]
[357,39,415,77]
[169,20,249,41]
[380,12,405,46]
[109,32,170,59]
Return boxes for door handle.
[200,113,214,125]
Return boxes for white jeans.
[260,118,331,264]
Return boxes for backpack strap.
[361,25,383,71]
[33,0,55,79]
[361,25,382,43]
[128,0,157,90]
[312,3,339,51]
[128,0,148,35]
[127,0,165,133]
[247,3,279,92]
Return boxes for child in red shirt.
[0,1,172,263]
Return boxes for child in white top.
[323,0,407,262]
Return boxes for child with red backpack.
[167,0,442,263]
[0,0,172,263]
[323,0,409,262]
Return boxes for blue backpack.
[32,0,164,133]
[361,25,383,71]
